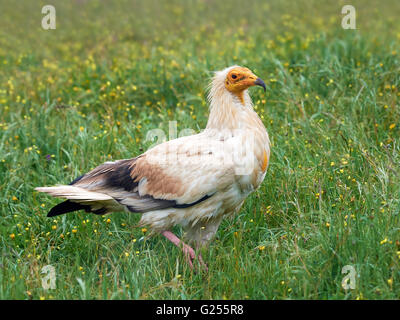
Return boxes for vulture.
[36,66,270,271]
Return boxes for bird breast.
[227,108,270,195]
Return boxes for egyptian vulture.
[36,66,270,271]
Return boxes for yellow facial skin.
[224,67,265,104]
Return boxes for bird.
[35,66,270,271]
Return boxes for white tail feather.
[35,185,113,201]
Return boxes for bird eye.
[231,74,237,79]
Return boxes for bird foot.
[162,230,208,272]
[182,243,208,272]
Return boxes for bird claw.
[182,244,208,272]
[161,230,208,273]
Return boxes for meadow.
[0,0,399,299]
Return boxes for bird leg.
[161,230,208,272]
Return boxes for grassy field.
[0,0,400,299]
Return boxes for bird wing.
[64,133,236,213]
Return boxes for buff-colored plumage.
[36,66,270,268]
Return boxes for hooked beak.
[254,78,266,92]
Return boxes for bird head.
[207,66,267,129]
[224,66,266,94]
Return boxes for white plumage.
[36,66,270,270]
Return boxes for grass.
[0,0,400,299]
